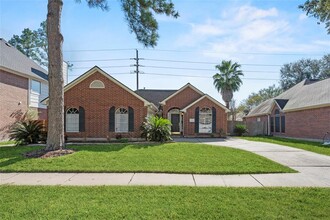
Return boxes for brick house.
[244,78,330,141]
[0,38,48,140]
[42,66,228,141]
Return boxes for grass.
[0,142,293,174]
[241,136,330,156]
[1,186,329,219]
[0,140,15,146]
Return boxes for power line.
[62,48,327,56]
[143,58,282,66]
[68,58,130,62]
[141,72,280,80]
[64,48,135,52]
[143,65,279,73]
[71,65,131,69]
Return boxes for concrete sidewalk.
[1,138,330,187]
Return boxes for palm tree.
[213,60,244,109]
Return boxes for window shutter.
[64,106,66,132]
[212,107,216,133]
[195,107,199,133]
[128,107,134,132]
[79,106,85,132]
[109,106,115,132]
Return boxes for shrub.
[234,124,247,136]
[141,115,172,142]
[9,120,44,145]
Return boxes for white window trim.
[89,80,105,89]
[199,107,212,134]
[66,108,79,132]
[115,108,128,133]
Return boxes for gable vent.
[89,80,105,88]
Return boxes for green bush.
[234,124,247,136]
[9,120,44,145]
[141,115,172,142]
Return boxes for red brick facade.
[285,107,330,140]
[64,71,148,140]
[245,105,330,140]
[162,86,203,115]
[62,69,229,140]
[0,69,29,140]
[245,115,268,136]
[183,97,227,137]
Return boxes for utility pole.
[131,49,143,90]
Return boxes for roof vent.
[5,42,11,47]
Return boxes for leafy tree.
[299,0,330,34]
[238,85,283,112]
[46,0,178,150]
[8,21,48,66]
[280,55,330,90]
[213,60,244,109]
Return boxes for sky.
[1,0,329,106]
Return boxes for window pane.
[270,117,274,132]
[115,108,128,132]
[31,80,41,93]
[66,108,79,132]
[199,107,212,133]
[275,116,280,132]
[281,116,285,133]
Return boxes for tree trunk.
[46,0,64,150]
[221,89,233,109]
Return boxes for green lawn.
[1,186,329,219]
[0,142,293,174]
[241,136,330,156]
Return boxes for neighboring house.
[42,66,228,141]
[244,78,330,140]
[0,38,48,140]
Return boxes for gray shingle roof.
[246,78,330,117]
[135,89,177,106]
[0,38,48,81]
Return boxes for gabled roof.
[181,94,230,113]
[42,66,157,109]
[246,99,274,117]
[246,78,330,117]
[0,38,48,82]
[276,78,330,112]
[159,83,204,105]
[135,89,177,107]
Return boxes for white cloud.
[235,6,278,22]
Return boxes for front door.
[171,114,180,133]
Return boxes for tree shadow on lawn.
[68,142,164,152]
[0,143,165,169]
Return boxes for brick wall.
[184,97,227,137]
[64,71,147,139]
[162,86,202,115]
[285,107,330,140]
[0,70,29,140]
[244,115,268,136]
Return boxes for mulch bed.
[24,149,75,158]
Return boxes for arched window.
[89,80,105,88]
[115,108,128,132]
[199,107,212,133]
[66,108,79,132]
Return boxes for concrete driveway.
[1,137,330,187]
